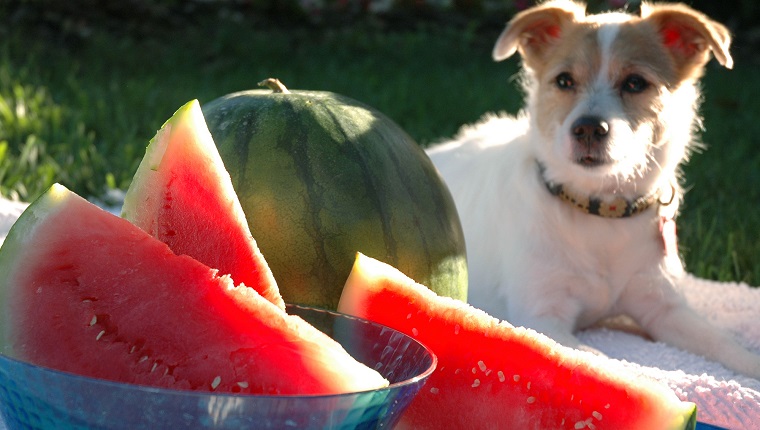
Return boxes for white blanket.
[0,196,757,429]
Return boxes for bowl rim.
[0,304,438,400]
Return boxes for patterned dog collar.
[537,162,661,218]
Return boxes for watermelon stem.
[258,78,290,94]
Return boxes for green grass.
[1,16,758,284]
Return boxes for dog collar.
[537,162,662,218]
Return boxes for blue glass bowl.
[0,305,436,429]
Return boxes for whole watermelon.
[202,79,467,310]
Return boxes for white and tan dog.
[426,0,760,378]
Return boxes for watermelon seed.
[471,379,480,388]
[139,356,149,363]
[211,376,222,390]
[151,362,158,373]
[592,411,603,421]
[412,328,419,336]
[527,396,536,404]
[497,371,505,382]
[513,375,520,382]
[429,387,439,394]
[89,315,97,326]
[95,330,105,341]
[454,324,461,335]
[471,367,477,374]
[604,404,610,409]
[527,381,531,390]
[129,345,137,354]
[406,313,412,319]
[477,360,487,372]
[237,381,249,389]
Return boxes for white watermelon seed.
[237,381,249,389]
[454,324,461,335]
[95,330,105,341]
[430,387,439,394]
[139,356,149,363]
[211,376,222,390]
[527,396,536,404]
[478,360,487,372]
[89,315,97,326]
[151,362,158,373]
[406,313,412,319]
[471,379,480,388]
[513,375,520,382]
[592,411,603,421]
[497,371,505,382]
[412,328,419,336]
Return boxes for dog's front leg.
[622,277,760,379]
[507,297,589,351]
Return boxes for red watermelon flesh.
[338,253,697,430]
[0,185,388,395]
[121,100,285,310]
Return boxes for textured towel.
[579,276,760,429]
[0,196,757,429]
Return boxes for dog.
[426,0,760,379]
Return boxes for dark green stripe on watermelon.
[202,88,467,309]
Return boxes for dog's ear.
[641,2,733,79]
[492,1,586,64]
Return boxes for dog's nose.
[571,116,609,143]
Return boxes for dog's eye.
[621,74,649,93]
[555,72,575,90]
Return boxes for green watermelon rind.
[0,184,70,354]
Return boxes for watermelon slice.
[0,185,388,395]
[121,100,285,310]
[338,253,697,430]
